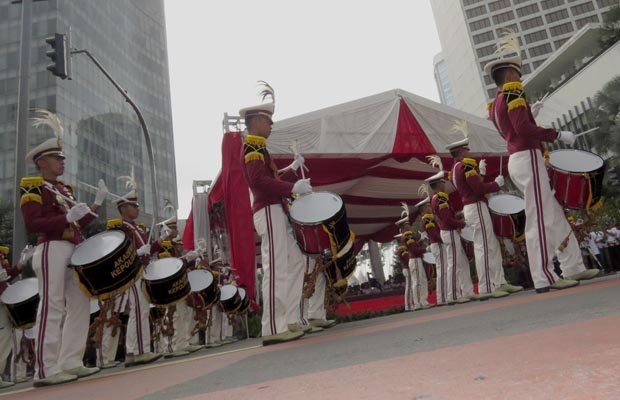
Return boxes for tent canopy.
[266,89,507,243]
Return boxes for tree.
[599,0,620,49]
[0,198,13,247]
[590,75,620,157]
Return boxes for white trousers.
[169,301,193,352]
[254,204,306,336]
[440,230,474,301]
[308,270,327,321]
[509,149,587,288]
[463,202,507,293]
[408,258,430,308]
[126,279,151,355]
[430,243,447,304]
[33,240,89,378]
[97,295,126,366]
[0,307,28,382]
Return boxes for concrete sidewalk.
[3,275,619,400]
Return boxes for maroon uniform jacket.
[488,81,557,155]
[431,192,465,231]
[241,134,297,214]
[422,213,442,244]
[452,158,500,205]
[396,244,409,269]
[118,221,161,266]
[20,177,95,245]
[401,232,425,258]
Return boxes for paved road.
[3,275,619,400]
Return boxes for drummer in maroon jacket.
[448,134,522,299]
[427,171,474,305]
[240,83,313,346]
[20,110,106,387]
[419,197,448,306]
[485,30,599,292]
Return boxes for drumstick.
[290,141,308,180]
[43,182,98,218]
[574,127,600,138]
[78,181,125,201]
[499,154,503,176]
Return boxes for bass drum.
[142,258,190,306]
[71,230,142,300]
[1,278,39,329]
[237,287,251,314]
[324,246,357,289]
[488,194,526,241]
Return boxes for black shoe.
[535,287,550,293]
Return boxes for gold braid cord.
[162,305,176,338]
[302,257,325,299]
[89,299,121,347]
[150,306,165,345]
[16,334,35,369]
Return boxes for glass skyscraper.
[0,0,176,222]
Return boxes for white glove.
[19,245,35,265]
[479,159,487,176]
[93,179,108,206]
[292,179,312,195]
[531,100,544,118]
[184,250,199,262]
[494,175,505,187]
[557,130,576,146]
[66,203,91,223]
[136,244,151,256]
[159,227,171,241]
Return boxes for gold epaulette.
[158,251,171,259]
[20,176,44,207]
[486,100,494,111]
[107,218,123,229]
[502,81,527,112]
[0,246,9,255]
[244,134,267,164]
[463,158,478,178]
[437,192,450,209]
[161,240,172,247]
[138,223,146,231]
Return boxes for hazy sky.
[164,0,441,217]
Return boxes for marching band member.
[240,82,311,345]
[0,245,35,387]
[395,238,413,311]
[397,204,431,311]
[427,170,473,305]
[111,172,162,367]
[419,196,448,306]
[485,30,599,292]
[447,124,523,298]
[21,110,104,386]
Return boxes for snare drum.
[142,258,190,306]
[219,284,241,313]
[488,194,526,241]
[289,192,355,257]
[237,287,251,314]
[0,278,39,329]
[187,269,220,308]
[548,149,605,210]
[71,230,142,300]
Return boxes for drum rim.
[0,277,39,304]
[548,149,604,174]
[289,191,344,225]
[143,257,184,280]
[71,230,127,266]
[187,269,214,292]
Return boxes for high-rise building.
[431,0,616,115]
[433,52,457,108]
[0,0,176,222]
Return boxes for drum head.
[0,278,38,305]
[549,150,604,173]
[143,258,183,281]
[461,225,474,242]
[71,230,125,265]
[488,194,525,215]
[289,192,343,224]
[423,252,435,265]
[188,269,214,292]
[219,284,238,301]
[238,287,247,300]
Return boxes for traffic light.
[45,33,71,79]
